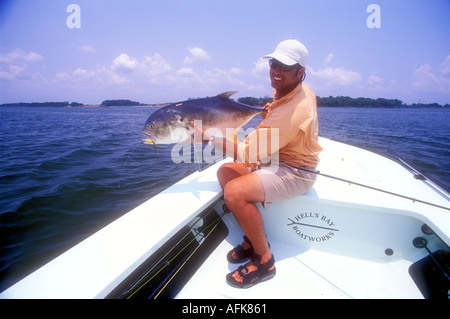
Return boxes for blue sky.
[0,0,449,105]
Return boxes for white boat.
[1,137,449,299]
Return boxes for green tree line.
[238,95,449,108]
[316,96,449,108]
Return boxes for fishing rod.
[295,167,450,212]
[151,213,226,299]
[116,207,227,299]
[387,148,450,195]
[196,151,449,211]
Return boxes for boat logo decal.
[188,217,206,245]
[287,212,339,242]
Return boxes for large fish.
[142,91,265,145]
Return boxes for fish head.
[142,109,191,144]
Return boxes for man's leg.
[217,162,274,283]
[216,161,249,189]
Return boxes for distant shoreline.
[1,104,448,109]
[2,105,448,110]
[0,103,169,108]
[1,95,448,109]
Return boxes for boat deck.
[177,217,424,299]
[178,137,450,299]
[1,137,449,299]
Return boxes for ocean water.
[0,106,449,291]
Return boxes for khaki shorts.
[253,162,317,207]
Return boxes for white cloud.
[73,68,90,76]
[0,65,25,80]
[141,53,174,83]
[252,58,269,76]
[0,49,44,80]
[176,67,195,76]
[0,49,44,64]
[112,53,139,73]
[306,53,367,95]
[368,75,382,85]
[78,45,96,53]
[0,47,265,103]
[183,47,211,64]
[308,66,362,87]
[106,50,249,93]
[411,55,450,93]
[142,53,172,71]
[323,53,334,65]
[440,55,450,74]
[53,64,129,87]
[51,53,175,90]
[367,74,384,91]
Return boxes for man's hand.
[190,120,210,143]
[261,103,271,119]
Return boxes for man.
[193,39,322,288]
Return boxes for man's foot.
[226,254,276,289]
[227,236,254,264]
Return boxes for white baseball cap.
[263,39,309,67]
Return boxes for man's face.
[269,59,305,93]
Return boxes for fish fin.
[216,91,238,100]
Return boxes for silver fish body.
[142,91,264,144]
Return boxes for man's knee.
[217,163,232,183]
[217,162,247,189]
[223,179,244,210]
